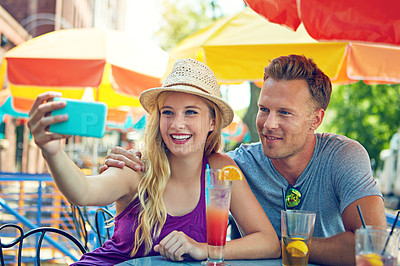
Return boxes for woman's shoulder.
[207,152,237,169]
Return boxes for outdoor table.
[116,256,321,265]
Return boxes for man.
[101,55,386,265]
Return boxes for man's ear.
[310,108,325,130]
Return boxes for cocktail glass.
[355,225,399,266]
[204,168,232,265]
[281,210,316,266]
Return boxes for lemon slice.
[219,165,243,181]
[362,253,383,266]
[286,240,308,257]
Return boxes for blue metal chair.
[70,204,90,251]
[70,204,115,248]
[94,207,115,246]
[0,223,86,266]
[228,214,243,240]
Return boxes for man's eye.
[280,110,291,116]
[259,107,268,112]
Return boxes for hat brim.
[139,85,234,128]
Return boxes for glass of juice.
[355,226,399,266]
[281,210,316,266]
[205,169,232,265]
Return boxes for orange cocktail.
[281,210,316,266]
[355,226,400,266]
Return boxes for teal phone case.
[49,98,108,138]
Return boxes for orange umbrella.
[244,0,400,46]
[0,28,168,123]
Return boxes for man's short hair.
[264,54,332,111]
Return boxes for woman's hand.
[99,146,145,173]
[154,231,207,261]
[27,91,69,156]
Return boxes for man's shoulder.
[227,142,263,156]
[314,133,372,174]
[317,132,350,142]
[227,142,267,166]
[316,132,363,150]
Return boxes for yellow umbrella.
[0,28,168,123]
[167,7,400,85]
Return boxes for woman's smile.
[170,133,193,143]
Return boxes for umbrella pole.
[397,128,400,187]
[90,87,99,175]
[92,138,98,174]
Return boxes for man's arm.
[309,196,386,265]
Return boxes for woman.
[27,58,280,265]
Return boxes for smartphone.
[49,97,108,138]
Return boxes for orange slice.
[286,239,308,257]
[362,253,383,266]
[219,165,243,181]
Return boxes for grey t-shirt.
[227,133,382,238]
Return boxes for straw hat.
[139,58,234,128]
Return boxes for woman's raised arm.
[28,92,139,207]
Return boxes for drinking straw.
[357,205,366,228]
[206,164,210,187]
[282,188,287,211]
[357,205,375,250]
[381,210,400,255]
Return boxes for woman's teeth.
[171,134,191,140]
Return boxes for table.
[116,256,320,265]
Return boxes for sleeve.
[227,144,250,168]
[226,143,265,184]
[331,139,383,214]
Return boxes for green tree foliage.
[156,0,218,51]
[243,82,260,142]
[323,81,400,168]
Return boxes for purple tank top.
[71,157,208,265]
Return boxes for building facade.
[0,0,126,173]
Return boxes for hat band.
[163,83,212,96]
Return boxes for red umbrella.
[244,0,400,46]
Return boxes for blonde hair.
[131,92,224,256]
